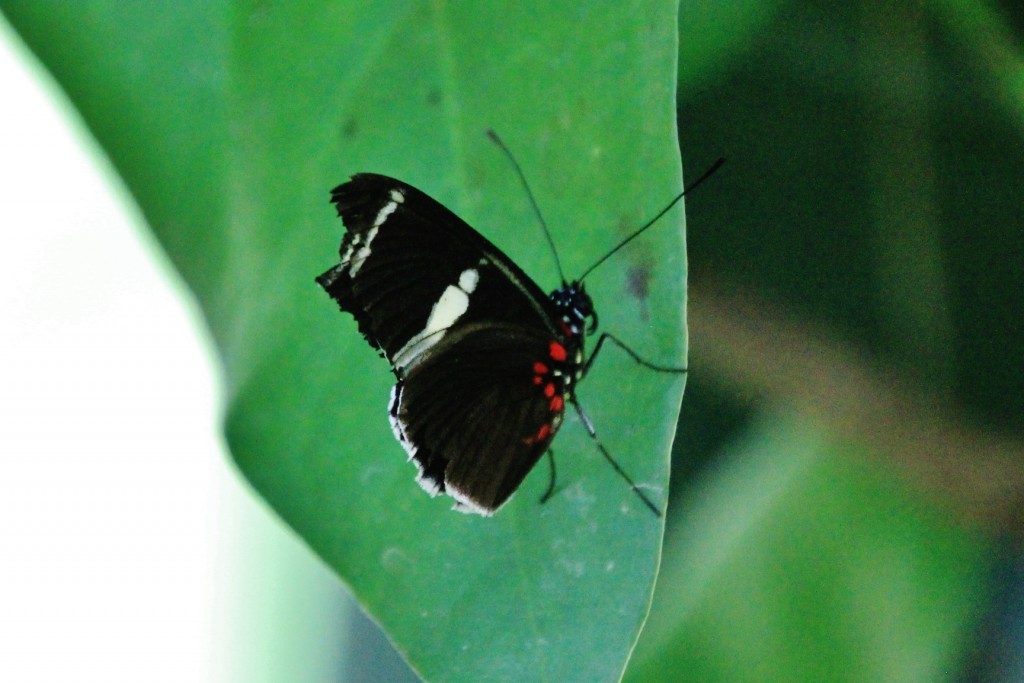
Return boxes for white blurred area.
[0,21,346,683]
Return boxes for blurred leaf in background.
[635,0,1023,681]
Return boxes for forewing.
[316,174,558,372]
[389,324,567,514]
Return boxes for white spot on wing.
[388,384,415,458]
[415,470,442,497]
[339,232,359,264]
[373,200,399,228]
[447,482,495,517]
[347,192,402,276]
[391,267,480,371]
[392,328,446,371]
[428,284,470,331]
[458,268,479,293]
[348,224,379,276]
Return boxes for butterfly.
[317,133,721,516]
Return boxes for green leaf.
[628,412,993,683]
[2,1,686,680]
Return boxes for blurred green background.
[652,0,1022,681]
[4,0,1023,681]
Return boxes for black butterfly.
[317,135,721,516]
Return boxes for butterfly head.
[550,281,597,338]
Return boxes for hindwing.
[388,324,568,514]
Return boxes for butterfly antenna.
[577,157,725,281]
[487,129,566,284]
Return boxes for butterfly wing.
[317,174,560,375]
[317,174,574,514]
[389,323,567,515]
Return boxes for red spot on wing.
[525,351,565,444]
[522,422,552,446]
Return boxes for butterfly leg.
[570,397,662,517]
[584,332,688,376]
[539,450,558,505]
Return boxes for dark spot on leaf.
[342,117,358,138]
[626,264,651,322]
[426,89,442,106]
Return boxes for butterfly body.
[317,173,597,515]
